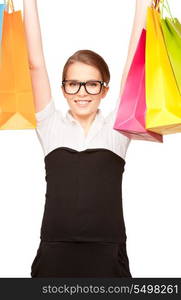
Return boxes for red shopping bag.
[113,29,163,142]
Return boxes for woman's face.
[61,62,109,117]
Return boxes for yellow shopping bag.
[0,0,36,130]
[160,0,181,94]
[145,4,181,135]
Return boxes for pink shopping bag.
[113,29,163,143]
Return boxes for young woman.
[23,0,154,277]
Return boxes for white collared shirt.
[35,97,131,161]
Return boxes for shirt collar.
[65,108,105,125]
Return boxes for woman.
[23,0,153,277]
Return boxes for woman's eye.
[88,82,97,87]
[69,82,78,86]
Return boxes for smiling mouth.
[74,100,92,107]
[74,100,92,103]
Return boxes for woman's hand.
[23,0,52,112]
[135,0,153,29]
[117,0,156,102]
[23,0,45,68]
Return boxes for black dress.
[31,146,132,277]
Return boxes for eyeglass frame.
[61,80,108,95]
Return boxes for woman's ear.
[102,86,109,98]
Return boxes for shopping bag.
[160,14,181,94]
[145,5,181,135]
[113,29,163,142]
[0,0,36,130]
[0,4,5,44]
[174,18,181,34]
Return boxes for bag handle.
[4,0,14,13]
[162,0,174,21]
[151,0,161,12]
[156,0,174,21]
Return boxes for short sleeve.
[35,97,61,156]
[35,97,56,123]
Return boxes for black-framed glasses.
[62,80,108,95]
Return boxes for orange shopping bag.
[0,0,36,130]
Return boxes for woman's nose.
[78,84,88,95]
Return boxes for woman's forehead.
[66,62,102,80]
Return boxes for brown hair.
[62,49,110,86]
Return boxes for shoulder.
[35,97,64,125]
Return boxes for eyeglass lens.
[63,81,102,94]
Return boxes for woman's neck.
[69,109,98,135]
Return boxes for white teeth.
[75,100,91,103]
[74,100,92,106]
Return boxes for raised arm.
[23,0,51,113]
[115,0,153,112]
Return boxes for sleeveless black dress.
[31,146,132,277]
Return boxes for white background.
[0,0,181,278]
